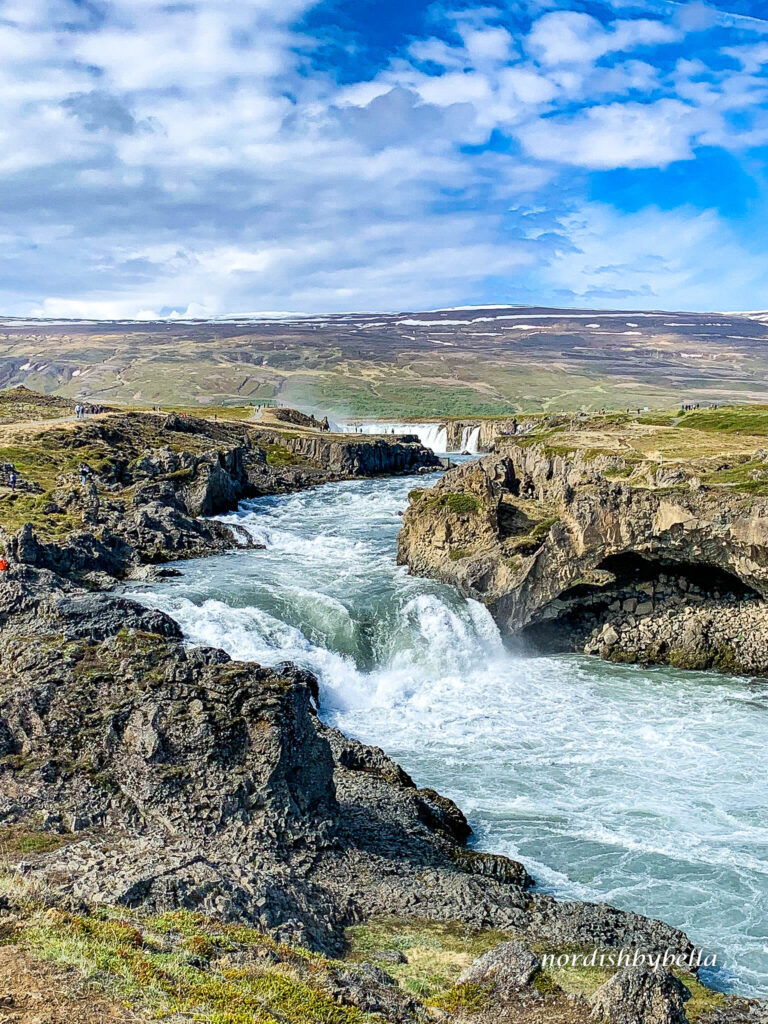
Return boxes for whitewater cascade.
[131,474,768,997]
[460,425,481,453]
[339,421,455,453]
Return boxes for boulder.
[325,963,420,1022]
[590,967,690,1024]
[456,941,541,997]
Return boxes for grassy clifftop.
[0,884,733,1024]
[498,405,768,495]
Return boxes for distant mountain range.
[1,305,767,416]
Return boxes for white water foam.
[130,474,768,997]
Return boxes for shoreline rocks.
[0,562,698,967]
[0,411,441,582]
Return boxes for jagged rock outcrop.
[0,565,696,962]
[590,967,691,1024]
[398,446,768,674]
[279,433,440,476]
[1,411,439,581]
[456,941,542,997]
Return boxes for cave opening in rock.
[595,552,756,599]
[516,552,758,655]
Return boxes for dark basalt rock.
[8,521,137,578]
[590,967,691,1024]
[457,941,542,997]
[0,565,700,963]
[324,962,421,1022]
[4,414,439,583]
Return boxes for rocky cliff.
[0,410,440,582]
[0,562,697,967]
[398,441,768,675]
[443,419,518,452]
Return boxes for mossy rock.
[266,444,300,467]
[448,548,472,562]
[422,491,481,516]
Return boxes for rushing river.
[129,471,768,996]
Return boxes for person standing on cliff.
[8,470,16,492]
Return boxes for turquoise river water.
[129,470,768,995]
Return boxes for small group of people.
[75,403,104,419]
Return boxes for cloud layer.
[2,0,768,316]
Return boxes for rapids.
[130,472,768,996]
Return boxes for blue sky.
[2,0,768,317]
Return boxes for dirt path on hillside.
[0,413,108,443]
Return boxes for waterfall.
[419,423,447,451]
[337,421,450,452]
[458,425,481,453]
[466,426,481,454]
[335,421,484,455]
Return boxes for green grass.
[0,827,67,855]
[675,405,768,435]
[281,375,515,419]
[16,907,370,1024]
[700,458,768,495]
[345,917,510,1002]
[448,547,473,561]
[0,436,114,490]
[684,974,729,1020]
[266,443,301,467]
[421,491,481,515]
[0,492,84,541]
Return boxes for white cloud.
[498,67,559,104]
[525,11,679,67]
[518,99,706,168]
[545,202,768,310]
[723,41,768,72]
[461,26,517,64]
[0,0,766,316]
